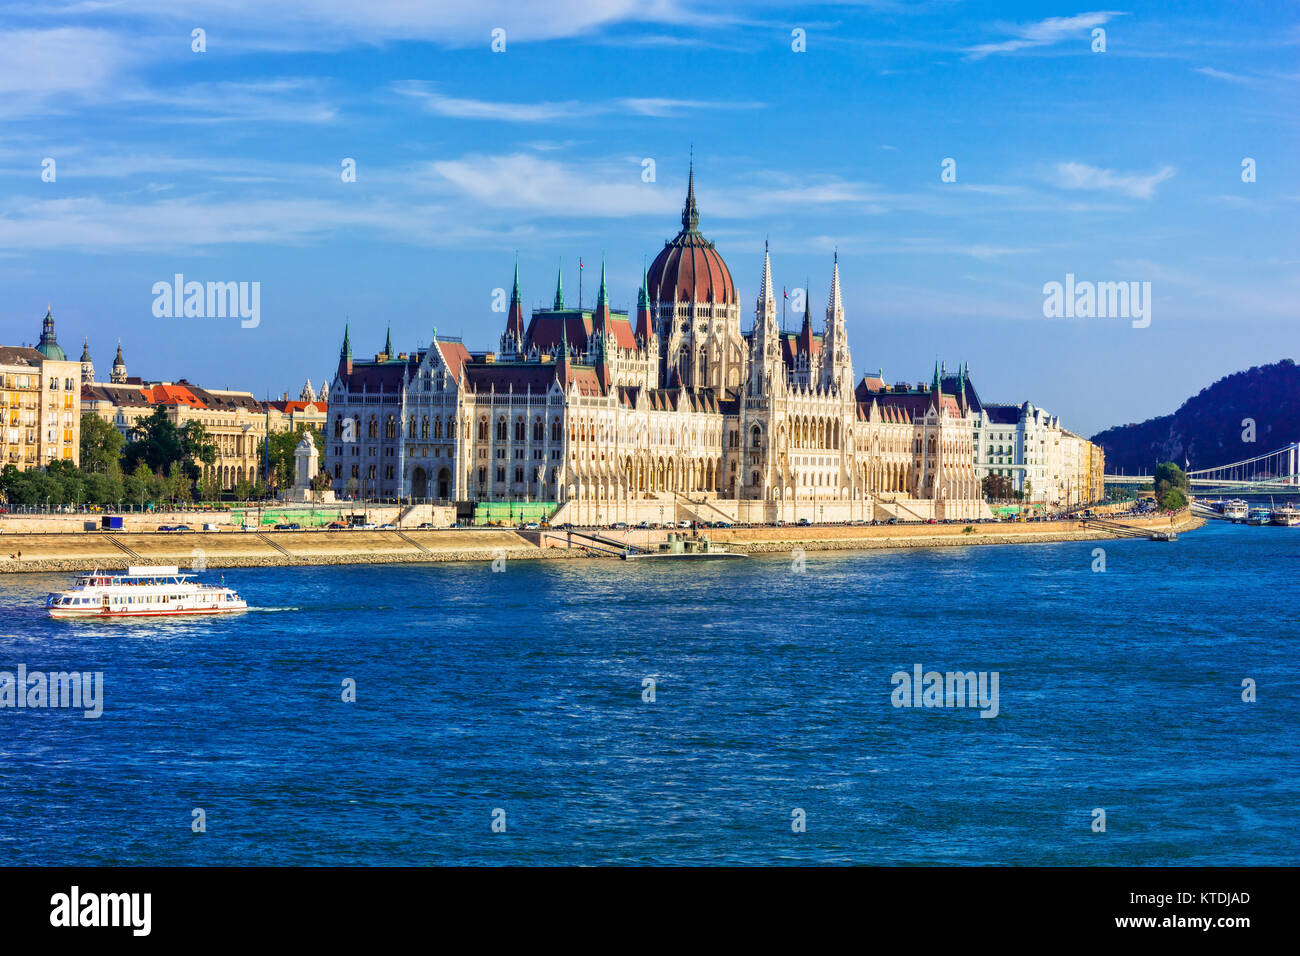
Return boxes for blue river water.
[0,520,1295,866]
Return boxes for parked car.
[676,520,692,529]
[157,525,175,532]
[378,523,397,530]
[637,520,651,529]
[173,524,193,532]
[797,517,811,526]
[611,522,628,530]
[415,522,436,529]
[523,522,541,530]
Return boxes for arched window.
[751,425,762,449]
[514,419,526,441]
[496,418,508,441]
[478,418,488,440]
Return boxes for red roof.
[269,400,326,413]
[143,383,205,408]
[435,340,472,380]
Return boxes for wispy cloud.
[392,82,763,122]
[965,11,1123,60]
[1048,161,1175,199]
[1193,66,1253,84]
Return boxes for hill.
[1091,359,1300,473]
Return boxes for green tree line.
[0,410,326,509]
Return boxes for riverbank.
[0,511,1204,574]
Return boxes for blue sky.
[1,1,1296,435]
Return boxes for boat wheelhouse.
[46,566,248,618]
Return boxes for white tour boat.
[46,566,248,619]
[1222,499,1249,522]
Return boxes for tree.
[1159,487,1188,510]
[259,426,325,492]
[123,462,154,508]
[1153,462,1189,504]
[178,420,217,483]
[80,414,125,475]
[124,407,183,475]
[982,474,1013,500]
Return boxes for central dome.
[647,165,737,307]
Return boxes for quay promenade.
[1,511,1203,574]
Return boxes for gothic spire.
[827,251,844,327]
[758,240,775,309]
[681,158,699,232]
[635,259,652,341]
[553,259,565,310]
[506,254,525,341]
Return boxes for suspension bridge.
[1105,442,1300,495]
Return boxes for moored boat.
[1247,508,1272,526]
[1222,499,1249,522]
[1270,504,1300,527]
[46,566,248,618]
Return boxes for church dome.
[647,165,736,307]
[35,309,67,361]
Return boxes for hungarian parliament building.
[325,169,1101,524]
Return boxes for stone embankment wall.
[0,511,1204,574]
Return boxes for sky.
[0,0,1296,437]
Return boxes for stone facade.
[325,172,991,523]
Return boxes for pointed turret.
[506,255,525,342]
[553,260,565,310]
[338,324,353,376]
[799,281,814,357]
[382,326,393,361]
[821,252,852,392]
[79,338,94,383]
[110,339,127,384]
[635,261,653,341]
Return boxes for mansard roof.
[982,403,1025,425]
[525,309,638,352]
[336,358,412,394]
[82,382,150,406]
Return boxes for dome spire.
[681,156,699,232]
